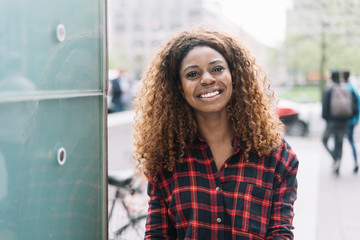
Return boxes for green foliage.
[278,84,322,103]
[284,0,360,78]
[285,36,321,73]
[327,43,360,74]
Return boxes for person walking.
[322,70,357,175]
[134,26,299,239]
[108,74,124,113]
[343,71,360,173]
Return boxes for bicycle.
[108,169,148,240]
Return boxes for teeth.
[199,91,220,98]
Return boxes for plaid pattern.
[145,134,298,240]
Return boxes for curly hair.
[134,26,283,179]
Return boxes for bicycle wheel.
[111,214,147,240]
[108,190,129,240]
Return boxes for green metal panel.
[0,0,103,91]
[0,0,107,239]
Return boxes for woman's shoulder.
[148,167,176,187]
[270,137,294,153]
[257,137,298,168]
[271,137,299,174]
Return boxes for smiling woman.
[133,26,299,239]
[179,46,233,117]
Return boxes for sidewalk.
[288,136,321,240]
[287,136,360,240]
[315,139,360,239]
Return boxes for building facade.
[107,0,269,80]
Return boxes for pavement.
[287,135,360,240]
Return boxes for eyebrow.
[182,59,225,73]
[183,65,199,73]
[209,59,224,65]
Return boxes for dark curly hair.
[134,26,283,179]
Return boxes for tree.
[284,0,360,90]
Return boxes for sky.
[218,0,293,47]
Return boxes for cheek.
[228,76,234,93]
[183,89,193,104]
[181,85,197,107]
[225,81,234,101]
[180,82,192,97]
[229,81,233,93]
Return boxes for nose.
[200,71,215,86]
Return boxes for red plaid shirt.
[145,134,298,240]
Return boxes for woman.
[134,27,299,240]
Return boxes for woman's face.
[179,46,232,117]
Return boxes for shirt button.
[217,218,222,223]
[216,186,221,192]
[224,164,228,168]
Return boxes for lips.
[198,90,223,98]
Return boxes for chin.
[197,106,228,115]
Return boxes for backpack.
[330,83,357,119]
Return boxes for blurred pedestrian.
[134,26,299,239]
[108,74,124,112]
[322,70,358,175]
[343,70,360,173]
[108,69,132,113]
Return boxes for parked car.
[276,99,309,137]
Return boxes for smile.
[198,90,222,98]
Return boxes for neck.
[196,111,234,145]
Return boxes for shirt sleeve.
[145,177,177,240]
[266,141,299,240]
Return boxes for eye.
[212,66,225,73]
[186,71,199,78]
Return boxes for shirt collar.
[232,133,246,152]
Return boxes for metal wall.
[0,0,107,239]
